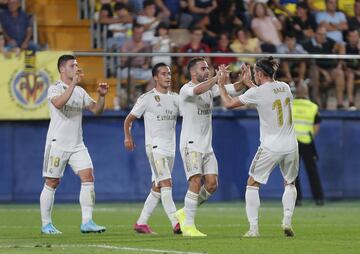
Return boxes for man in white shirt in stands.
[40,54,109,234]
[218,57,299,238]
[124,62,181,235]
[175,58,243,237]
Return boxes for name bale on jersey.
[273,87,286,94]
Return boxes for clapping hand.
[216,64,230,86]
[240,64,256,88]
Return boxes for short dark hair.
[186,57,205,76]
[255,56,279,78]
[57,54,76,72]
[155,22,168,37]
[152,62,169,77]
[143,0,155,8]
[114,2,127,11]
[284,31,296,39]
[132,22,143,31]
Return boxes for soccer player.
[124,62,181,235]
[218,57,299,238]
[40,54,108,234]
[176,58,244,237]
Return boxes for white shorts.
[146,145,174,186]
[42,142,93,178]
[249,146,299,184]
[180,148,218,180]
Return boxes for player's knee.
[45,178,60,189]
[205,180,218,193]
[152,184,161,192]
[284,180,295,186]
[78,169,94,183]
[158,179,172,188]
[81,175,94,183]
[247,177,260,187]
[188,175,202,192]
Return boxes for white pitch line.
[0,244,206,254]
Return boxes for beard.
[196,73,208,82]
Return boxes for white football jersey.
[131,88,179,156]
[238,81,298,154]
[45,80,95,152]
[179,82,235,153]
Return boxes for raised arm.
[124,114,137,151]
[51,71,82,109]
[88,83,109,115]
[218,68,243,109]
[193,75,218,95]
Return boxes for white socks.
[40,184,56,227]
[245,185,260,227]
[160,187,177,228]
[184,190,199,226]
[282,184,297,224]
[79,182,95,224]
[137,190,160,225]
[198,185,212,206]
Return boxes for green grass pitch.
[0,201,359,254]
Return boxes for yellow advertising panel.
[0,51,70,120]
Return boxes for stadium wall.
[1,110,359,202]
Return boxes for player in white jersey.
[175,58,244,237]
[124,63,181,235]
[40,55,109,234]
[218,57,299,238]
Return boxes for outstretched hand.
[216,64,230,86]
[240,64,256,88]
[97,82,109,97]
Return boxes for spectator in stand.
[251,2,282,52]
[154,0,171,21]
[277,32,307,85]
[151,22,174,67]
[345,29,360,110]
[348,0,360,34]
[233,0,251,30]
[180,26,211,73]
[0,0,39,52]
[119,23,152,104]
[188,0,217,26]
[316,0,348,44]
[107,3,133,51]
[99,0,133,25]
[0,25,19,57]
[98,0,133,45]
[212,33,236,69]
[0,0,7,12]
[303,25,346,109]
[137,0,163,43]
[197,0,242,49]
[285,2,317,45]
[230,28,261,68]
[0,30,10,57]
[156,0,192,28]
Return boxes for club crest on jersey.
[154,95,160,102]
